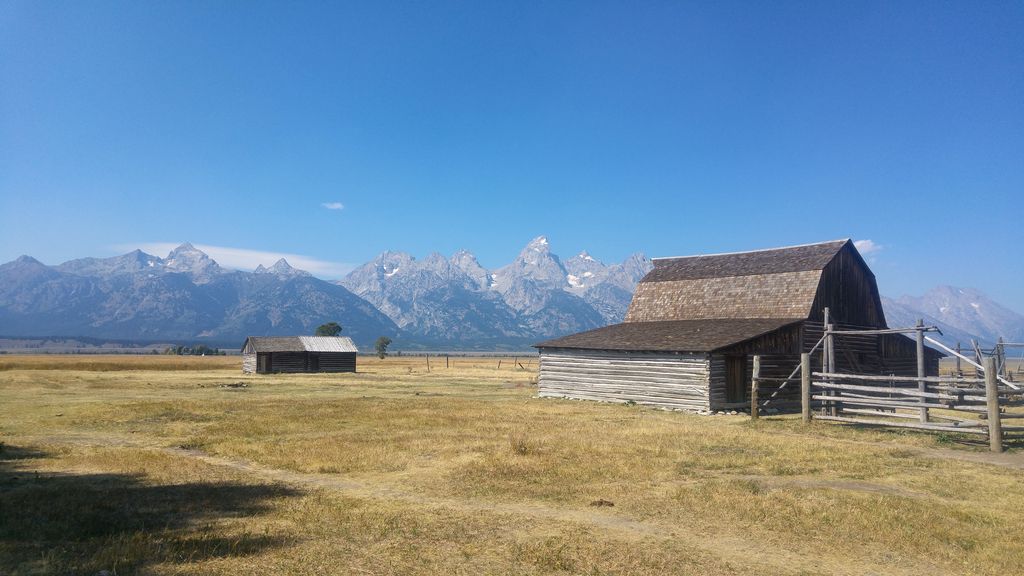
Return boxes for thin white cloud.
[114,243,355,278]
[854,239,883,255]
[321,202,345,210]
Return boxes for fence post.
[985,357,1003,453]
[826,322,836,416]
[821,309,830,416]
[997,338,1005,378]
[955,342,962,377]
[917,319,927,423]
[801,352,811,424]
[750,355,760,421]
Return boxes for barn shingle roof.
[644,239,849,282]
[624,239,853,323]
[534,318,803,353]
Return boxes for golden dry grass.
[1,355,1022,575]
[0,353,238,371]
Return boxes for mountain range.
[0,244,397,347]
[338,236,651,347]
[881,287,1024,347]
[0,238,1020,350]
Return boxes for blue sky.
[1,2,1022,310]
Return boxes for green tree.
[374,336,392,359]
[315,322,343,336]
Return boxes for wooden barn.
[241,336,358,374]
[534,239,942,412]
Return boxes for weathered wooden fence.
[748,321,1024,452]
[794,354,1024,452]
[947,338,1024,382]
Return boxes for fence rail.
[786,353,1024,452]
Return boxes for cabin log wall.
[242,353,256,374]
[253,352,357,374]
[317,352,357,372]
[268,352,307,373]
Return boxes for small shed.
[534,239,943,412]
[241,336,358,374]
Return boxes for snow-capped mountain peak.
[163,243,223,284]
[891,285,1024,345]
[528,235,549,250]
[253,258,310,278]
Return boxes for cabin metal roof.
[298,336,359,352]
[534,318,803,353]
[242,336,358,353]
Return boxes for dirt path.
[915,446,1024,469]
[164,446,931,576]
[9,430,956,576]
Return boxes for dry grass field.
[1,355,1022,575]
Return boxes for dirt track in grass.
[2,356,1022,575]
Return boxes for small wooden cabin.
[534,239,942,412]
[241,336,358,374]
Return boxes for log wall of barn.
[538,349,711,411]
[242,353,256,374]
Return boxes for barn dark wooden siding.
[709,353,803,410]
[708,320,940,410]
[808,243,886,327]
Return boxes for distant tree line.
[163,344,226,356]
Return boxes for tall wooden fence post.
[801,352,811,424]
[750,355,760,420]
[917,319,928,423]
[985,357,1003,453]
[827,322,837,416]
[955,342,962,377]
[821,309,830,416]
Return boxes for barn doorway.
[258,354,271,373]
[725,355,747,403]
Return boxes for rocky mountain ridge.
[1,240,1021,350]
[0,244,398,347]
[337,236,652,345]
[883,286,1024,347]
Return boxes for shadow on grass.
[0,442,301,575]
